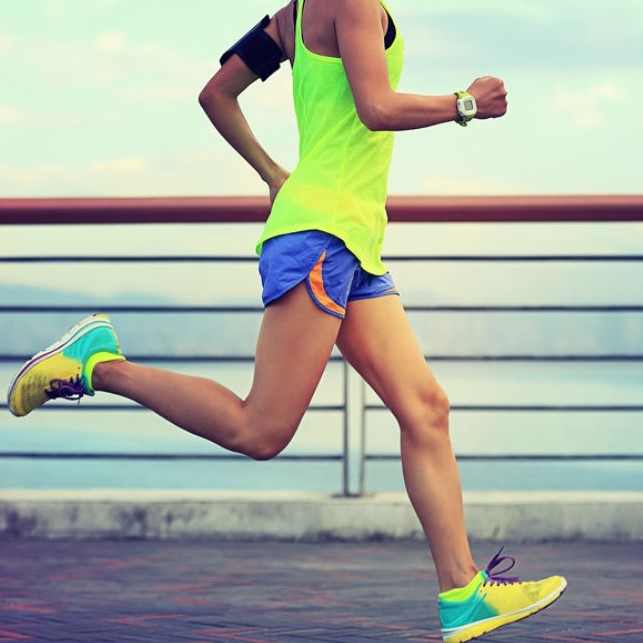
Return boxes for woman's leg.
[93,283,342,460]
[336,294,477,592]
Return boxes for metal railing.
[1,195,643,496]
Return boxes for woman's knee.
[245,436,287,461]
[236,418,299,461]
[399,385,450,442]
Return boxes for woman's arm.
[335,0,507,131]
[198,13,291,203]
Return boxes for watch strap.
[455,90,475,127]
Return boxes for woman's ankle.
[438,562,480,593]
[91,358,126,392]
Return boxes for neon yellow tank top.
[256,0,404,275]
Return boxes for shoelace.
[484,547,521,585]
[46,376,85,402]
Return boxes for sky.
[1,0,642,198]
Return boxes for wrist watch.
[455,91,477,127]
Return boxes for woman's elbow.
[198,74,227,109]
[198,84,215,110]
[198,84,229,124]
[357,101,394,132]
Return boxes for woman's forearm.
[199,89,288,188]
[360,91,459,132]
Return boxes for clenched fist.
[467,76,508,120]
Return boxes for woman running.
[8,1,566,640]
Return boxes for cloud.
[402,0,551,22]
[0,32,15,51]
[94,32,126,52]
[397,0,643,72]
[400,24,465,59]
[0,158,144,194]
[0,148,261,198]
[45,0,68,14]
[8,23,207,92]
[421,176,518,196]
[0,104,25,125]
[0,163,67,187]
[551,82,628,130]
[124,86,191,103]
[90,158,146,173]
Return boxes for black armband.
[220,16,283,81]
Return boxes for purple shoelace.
[483,547,521,585]
[46,376,85,402]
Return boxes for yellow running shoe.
[438,548,567,642]
[7,313,125,417]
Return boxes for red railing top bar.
[0,195,642,225]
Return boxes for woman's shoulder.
[271,1,296,63]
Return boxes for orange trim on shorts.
[308,251,346,316]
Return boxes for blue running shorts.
[259,230,399,319]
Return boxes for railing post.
[358,377,367,496]
[342,360,367,497]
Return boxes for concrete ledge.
[1,490,642,542]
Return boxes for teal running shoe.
[439,548,567,642]
[7,313,125,417]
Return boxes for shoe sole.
[7,314,113,416]
[442,577,568,643]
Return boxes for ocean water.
[1,457,641,494]
[1,361,642,493]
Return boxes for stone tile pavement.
[0,540,642,642]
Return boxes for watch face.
[464,99,474,111]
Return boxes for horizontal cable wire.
[0,403,344,413]
[2,354,643,363]
[365,404,643,412]
[2,254,643,263]
[365,454,643,462]
[0,452,342,461]
[2,403,641,413]
[2,305,642,313]
[0,452,639,462]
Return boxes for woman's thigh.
[245,282,342,445]
[336,294,446,428]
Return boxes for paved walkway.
[0,540,641,642]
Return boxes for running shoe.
[438,548,567,642]
[7,313,125,417]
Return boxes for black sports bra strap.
[293,0,395,50]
